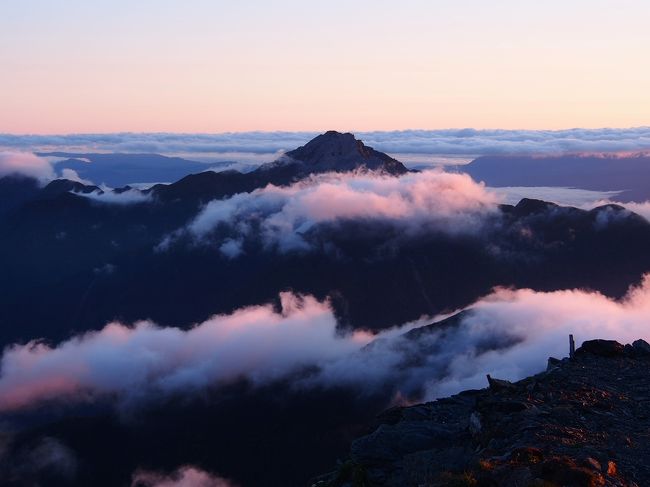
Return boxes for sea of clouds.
[2,127,650,162]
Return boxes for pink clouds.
[423,275,650,398]
[4,275,650,413]
[0,151,55,182]
[0,293,374,411]
[131,466,236,487]
[187,170,500,253]
[298,275,650,401]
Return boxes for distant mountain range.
[461,153,650,201]
[36,131,406,188]
[37,152,210,187]
[34,139,650,203]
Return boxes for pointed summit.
[154,131,409,206]
[282,131,408,175]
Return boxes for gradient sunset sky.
[1,0,649,134]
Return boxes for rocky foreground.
[314,339,650,487]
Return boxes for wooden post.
[569,334,575,359]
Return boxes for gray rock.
[469,411,482,435]
[351,421,456,464]
[632,339,650,355]
[487,374,516,392]
[547,356,562,370]
[280,131,407,175]
[576,339,625,357]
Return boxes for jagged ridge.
[318,339,650,486]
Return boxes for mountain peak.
[283,131,407,175]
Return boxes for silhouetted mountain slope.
[461,153,650,201]
[38,178,101,199]
[1,191,650,347]
[0,380,389,487]
[0,175,40,216]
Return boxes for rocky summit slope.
[315,339,650,487]
[281,130,408,175]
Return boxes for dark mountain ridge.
[323,338,650,486]
[36,152,209,187]
[0,174,41,216]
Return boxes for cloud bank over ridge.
[181,170,500,255]
[3,275,650,413]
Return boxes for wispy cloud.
[75,187,151,205]
[0,151,55,183]
[579,199,650,222]
[132,466,236,487]
[1,437,77,483]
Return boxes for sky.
[1,0,649,134]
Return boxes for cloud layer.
[304,275,650,401]
[0,293,375,411]
[580,199,650,222]
[3,275,650,412]
[75,187,151,205]
[3,128,650,159]
[184,170,500,254]
[426,276,650,397]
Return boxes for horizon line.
[2,125,650,137]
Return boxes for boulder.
[486,374,516,392]
[350,421,456,464]
[576,339,624,357]
[632,339,650,356]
